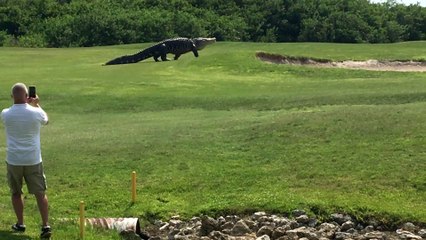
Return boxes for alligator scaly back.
[104,37,216,66]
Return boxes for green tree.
[0,0,424,47]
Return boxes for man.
[1,83,51,238]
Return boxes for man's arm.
[39,107,49,125]
[28,96,49,125]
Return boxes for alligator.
[104,37,216,65]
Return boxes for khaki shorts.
[7,162,47,195]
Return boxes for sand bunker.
[256,52,426,72]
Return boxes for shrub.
[17,33,47,47]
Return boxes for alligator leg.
[191,44,199,57]
[161,54,170,61]
[159,44,170,61]
[154,54,169,62]
[192,49,199,57]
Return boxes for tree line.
[0,0,425,47]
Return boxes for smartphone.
[29,86,36,98]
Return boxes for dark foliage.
[0,0,424,47]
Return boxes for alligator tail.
[104,48,153,65]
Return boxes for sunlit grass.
[0,41,425,239]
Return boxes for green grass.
[0,41,425,239]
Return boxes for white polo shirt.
[1,104,48,166]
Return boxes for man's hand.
[27,95,40,107]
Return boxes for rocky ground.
[123,211,426,240]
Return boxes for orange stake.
[132,171,137,203]
[79,201,85,239]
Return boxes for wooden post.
[131,171,137,203]
[79,201,85,239]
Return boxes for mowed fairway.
[0,42,425,239]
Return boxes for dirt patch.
[256,52,426,72]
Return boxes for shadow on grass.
[0,230,33,239]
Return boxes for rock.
[355,223,364,231]
[281,224,292,232]
[256,226,273,237]
[148,237,161,240]
[193,223,201,233]
[418,229,426,238]
[334,231,352,240]
[284,227,299,239]
[209,230,230,240]
[173,235,190,240]
[217,216,226,226]
[303,232,318,240]
[169,220,183,228]
[139,212,422,240]
[256,235,271,240]
[272,227,287,239]
[318,222,337,231]
[222,228,232,236]
[221,221,234,230]
[396,229,422,240]
[366,219,379,228]
[168,228,180,239]
[317,223,337,238]
[272,216,289,227]
[330,213,352,225]
[159,223,170,231]
[287,220,299,229]
[253,212,267,220]
[307,218,318,228]
[258,216,273,223]
[364,230,385,239]
[244,219,257,231]
[257,221,276,230]
[287,227,318,240]
[200,216,219,236]
[363,225,375,233]
[401,222,416,232]
[225,215,240,223]
[296,215,310,224]
[292,209,306,217]
[276,236,291,240]
[340,221,355,232]
[231,220,252,236]
[181,227,194,235]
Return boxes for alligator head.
[193,37,216,50]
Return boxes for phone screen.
[29,86,36,98]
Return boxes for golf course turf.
[0,41,425,239]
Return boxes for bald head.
[11,83,28,104]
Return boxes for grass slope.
[0,41,425,239]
